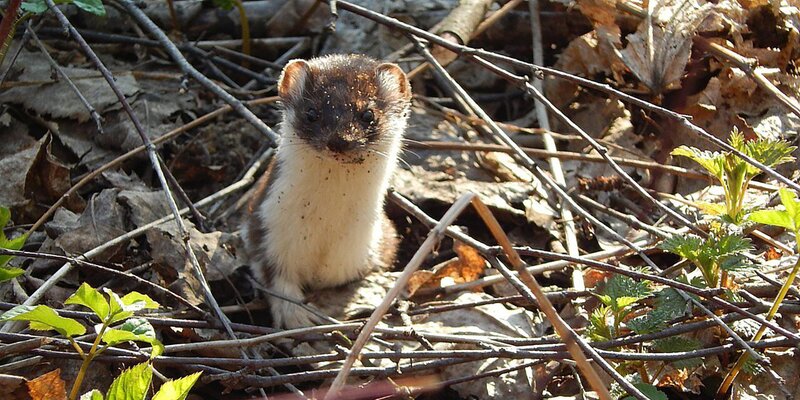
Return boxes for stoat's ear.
[376,63,411,102]
[278,59,310,103]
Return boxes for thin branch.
[118,0,279,144]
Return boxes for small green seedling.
[672,129,795,224]
[0,283,165,400]
[0,206,26,283]
[658,232,753,288]
[719,188,800,394]
[588,274,652,341]
[81,361,201,400]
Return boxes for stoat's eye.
[360,109,374,123]
[305,107,320,122]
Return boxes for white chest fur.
[256,133,399,289]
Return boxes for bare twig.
[118,0,279,144]
[327,0,800,194]
[326,193,476,398]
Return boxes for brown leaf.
[407,241,486,297]
[618,2,708,95]
[583,268,611,289]
[26,369,66,400]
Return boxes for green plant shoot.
[589,274,652,340]
[80,361,201,400]
[0,283,163,400]
[659,232,753,288]
[672,129,795,224]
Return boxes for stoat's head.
[277,54,411,164]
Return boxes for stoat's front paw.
[270,297,327,329]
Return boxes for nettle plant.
[587,131,796,395]
[590,275,700,398]
[671,129,795,224]
[0,283,200,400]
[665,130,794,289]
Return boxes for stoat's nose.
[327,136,358,153]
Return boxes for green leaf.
[0,305,85,337]
[102,318,164,357]
[653,336,702,368]
[604,274,652,312]
[105,289,134,325]
[623,383,668,400]
[0,266,25,283]
[713,234,753,257]
[671,146,725,181]
[120,292,160,311]
[80,389,105,400]
[586,306,613,342]
[741,356,766,375]
[778,188,799,218]
[0,207,10,228]
[627,288,689,334]
[66,283,110,321]
[659,235,703,261]
[106,362,152,400]
[152,372,202,400]
[21,0,48,13]
[72,0,106,16]
[0,206,28,270]
[749,209,794,231]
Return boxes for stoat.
[242,54,412,328]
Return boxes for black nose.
[327,136,358,153]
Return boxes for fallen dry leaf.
[406,240,486,297]
[26,369,66,400]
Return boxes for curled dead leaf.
[26,369,66,400]
[406,240,486,298]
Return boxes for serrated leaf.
[102,318,164,357]
[672,146,725,180]
[120,292,160,310]
[659,235,703,261]
[72,0,105,15]
[604,274,651,312]
[623,383,668,400]
[741,356,766,375]
[628,288,689,334]
[720,255,753,272]
[81,389,104,400]
[653,336,702,368]
[0,305,85,337]
[0,207,10,228]
[714,234,753,257]
[106,362,152,400]
[152,372,202,400]
[66,283,110,320]
[587,306,613,342]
